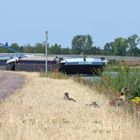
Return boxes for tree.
[112,38,128,56]
[11,43,20,52]
[61,48,70,54]
[103,38,128,56]
[23,44,34,53]
[71,34,93,54]
[48,43,62,54]
[104,43,112,55]
[127,34,140,56]
[34,43,45,53]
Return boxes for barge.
[6,56,107,75]
[59,57,106,75]
[6,56,60,72]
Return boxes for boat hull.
[59,63,104,75]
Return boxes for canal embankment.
[0,71,140,140]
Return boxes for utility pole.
[45,31,48,75]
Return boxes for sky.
[0,0,140,48]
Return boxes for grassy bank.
[97,66,140,99]
[0,71,140,140]
[72,65,140,117]
[73,65,140,99]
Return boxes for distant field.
[0,72,139,140]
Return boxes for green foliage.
[127,34,140,56]
[104,43,112,55]
[103,34,140,56]
[104,38,128,56]
[34,43,45,53]
[61,48,71,54]
[11,43,21,52]
[1,33,140,56]
[71,34,93,54]
[97,66,140,100]
[112,38,128,55]
[48,43,62,54]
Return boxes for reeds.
[97,65,140,99]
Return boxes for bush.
[95,66,140,100]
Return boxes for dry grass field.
[0,72,140,140]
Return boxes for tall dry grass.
[0,72,140,140]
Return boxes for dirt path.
[0,71,24,100]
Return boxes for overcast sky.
[0,0,140,48]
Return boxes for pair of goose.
[64,87,130,107]
[64,92,100,108]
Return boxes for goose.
[64,92,76,102]
[86,101,100,108]
[109,87,129,107]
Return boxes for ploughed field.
[0,71,139,140]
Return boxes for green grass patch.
[72,65,140,101]
[95,65,140,100]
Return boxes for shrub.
[95,66,140,100]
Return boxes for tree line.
[0,34,140,56]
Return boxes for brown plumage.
[109,98,125,107]
[109,87,129,107]
[86,101,100,108]
[64,92,76,102]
